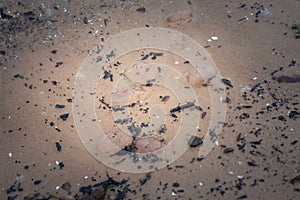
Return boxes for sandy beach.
[1,0,300,199]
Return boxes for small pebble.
[188,136,203,147]
[136,7,146,13]
[33,180,42,185]
[60,113,69,121]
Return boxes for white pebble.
[237,175,244,179]
[211,36,218,41]
[8,153,12,158]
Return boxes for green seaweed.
[291,23,300,36]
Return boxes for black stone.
[172,182,180,187]
[188,136,203,147]
[136,7,146,13]
[55,142,62,151]
[33,180,41,185]
[60,113,69,121]
[223,148,234,154]
[221,78,233,88]
[55,104,65,108]
[55,61,63,67]
[50,49,57,54]
[239,113,250,120]
[58,162,64,169]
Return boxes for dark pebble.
[58,162,64,169]
[24,11,35,17]
[221,78,233,88]
[201,112,207,119]
[247,161,258,167]
[172,182,180,187]
[13,74,24,79]
[223,147,234,154]
[288,110,299,119]
[188,136,203,147]
[33,180,42,185]
[50,49,57,54]
[55,104,65,108]
[60,113,69,121]
[136,7,146,12]
[83,17,88,24]
[55,142,62,151]
[55,61,63,68]
[239,113,250,120]
[237,195,248,199]
[277,115,286,121]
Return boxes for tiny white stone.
[252,77,257,80]
[174,61,179,64]
[55,160,59,165]
[237,175,244,179]
[207,38,212,42]
[171,191,177,196]
[8,153,12,158]
[84,176,88,179]
[211,36,218,41]
[199,182,203,186]
[229,171,234,175]
[56,186,60,190]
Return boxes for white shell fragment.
[211,36,218,41]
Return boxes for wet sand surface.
[1,0,300,199]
